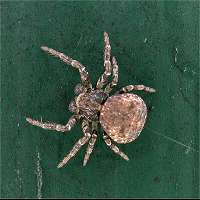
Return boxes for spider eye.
[74,84,85,95]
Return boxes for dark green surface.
[1,1,199,198]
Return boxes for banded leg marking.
[103,134,129,161]
[83,131,97,166]
[57,134,91,168]
[116,85,156,94]
[104,56,119,94]
[26,115,78,132]
[57,119,91,168]
[96,32,112,89]
[41,46,92,88]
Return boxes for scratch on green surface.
[15,168,23,195]
[174,47,178,64]
[148,128,198,153]
[36,150,42,199]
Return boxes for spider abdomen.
[100,93,147,144]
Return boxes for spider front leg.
[103,133,129,161]
[104,56,119,94]
[41,46,92,89]
[116,84,156,94]
[57,119,91,168]
[96,32,112,89]
[26,115,78,132]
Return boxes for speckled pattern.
[1,1,199,199]
[100,93,147,144]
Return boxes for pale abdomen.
[100,93,147,144]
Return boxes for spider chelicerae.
[26,32,156,168]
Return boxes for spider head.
[89,90,108,104]
[71,89,108,121]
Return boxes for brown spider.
[26,32,156,168]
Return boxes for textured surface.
[100,93,147,144]
[1,1,199,198]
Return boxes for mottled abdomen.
[100,93,147,144]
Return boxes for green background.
[1,0,199,198]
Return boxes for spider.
[26,32,156,168]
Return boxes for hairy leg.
[104,56,119,94]
[83,130,97,166]
[57,119,91,168]
[116,84,156,94]
[26,115,78,132]
[96,32,112,89]
[103,133,129,161]
[41,46,92,89]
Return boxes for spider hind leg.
[83,131,97,166]
[57,119,91,168]
[103,133,129,161]
[57,134,91,168]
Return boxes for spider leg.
[83,130,97,166]
[96,32,112,89]
[116,84,156,94]
[104,56,119,94]
[57,119,91,168]
[41,46,92,89]
[26,115,78,133]
[103,133,129,161]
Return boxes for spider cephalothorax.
[26,32,156,168]
[73,87,108,121]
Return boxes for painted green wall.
[1,1,199,198]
